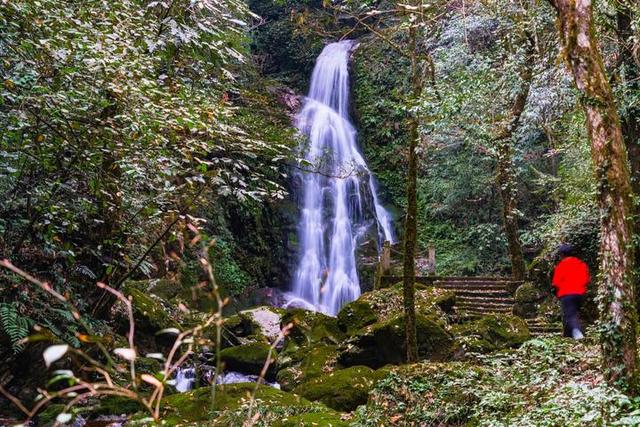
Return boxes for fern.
[0,302,32,353]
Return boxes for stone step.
[526,319,553,325]
[457,300,514,308]
[529,326,562,333]
[437,284,509,292]
[456,296,514,304]
[460,309,511,316]
[435,280,512,286]
[457,306,513,314]
[525,317,563,335]
[453,289,513,297]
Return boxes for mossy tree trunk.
[550,0,638,393]
[614,2,640,308]
[494,35,535,282]
[402,18,422,363]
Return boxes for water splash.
[288,40,395,316]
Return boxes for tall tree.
[493,33,535,281]
[549,0,638,392]
[402,10,424,362]
[614,1,640,194]
[332,0,441,361]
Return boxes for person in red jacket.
[552,244,590,339]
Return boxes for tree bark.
[550,0,638,393]
[402,20,422,363]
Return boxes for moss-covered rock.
[293,365,385,411]
[452,314,530,354]
[514,283,544,303]
[338,314,455,368]
[335,285,455,337]
[434,290,457,314]
[122,284,181,332]
[162,383,317,424]
[276,343,338,391]
[95,395,144,416]
[221,311,264,347]
[219,342,277,379]
[337,299,378,334]
[219,305,285,348]
[281,308,346,346]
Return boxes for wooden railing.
[372,240,521,293]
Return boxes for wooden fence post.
[426,242,435,275]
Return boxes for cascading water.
[287,40,395,316]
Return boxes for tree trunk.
[402,21,422,364]
[616,2,640,195]
[550,0,638,393]
[494,35,534,281]
[496,141,526,281]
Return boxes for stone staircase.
[381,275,562,336]
[523,317,562,335]
[431,278,515,316]
[424,277,562,336]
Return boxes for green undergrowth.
[351,334,640,426]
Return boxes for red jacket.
[552,257,590,297]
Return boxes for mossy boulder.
[276,343,338,391]
[452,314,530,354]
[219,342,277,379]
[434,290,457,314]
[281,308,346,346]
[293,365,386,411]
[514,283,544,303]
[338,314,455,368]
[95,395,144,416]
[221,306,283,347]
[121,283,181,332]
[335,285,455,337]
[162,383,318,424]
[337,299,378,334]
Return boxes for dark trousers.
[560,294,583,337]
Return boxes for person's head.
[558,243,575,259]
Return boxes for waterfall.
[287,40,395,316]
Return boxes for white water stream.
[288,40,395,315]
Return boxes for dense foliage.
[1,0,296,349]
[3,0,640,424]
